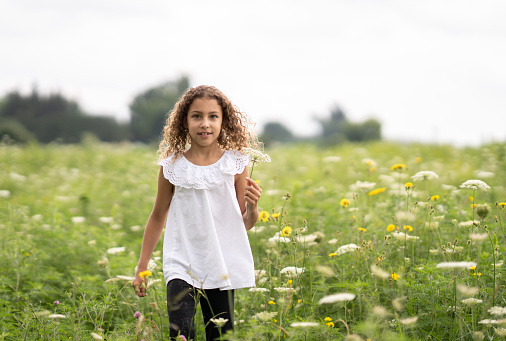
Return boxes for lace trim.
[157,150,249,190]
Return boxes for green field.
[1,141,506,340]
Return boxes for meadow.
[1,140,506,340]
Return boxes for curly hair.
[157,85,258,161]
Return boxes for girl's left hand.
[244,177,262,208]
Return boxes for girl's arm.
[235,166,262,230]
[132,167,174,297]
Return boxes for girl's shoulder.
[157,150,249,189]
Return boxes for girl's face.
[186,97,223,149]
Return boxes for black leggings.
[166,279,234,341]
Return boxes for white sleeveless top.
[157,150,256,290]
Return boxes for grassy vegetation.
[1,140,506,340]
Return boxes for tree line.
[0,76,381,146]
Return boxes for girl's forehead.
[188,97,222,110]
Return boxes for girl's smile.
[187,98,223,148]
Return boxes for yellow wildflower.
[326,321,334,328]
[391,164,406,171]
[271,212,281,218]
[281,226,292,237]
[470,266,476,271]
[287,280,293,285]
[139,271,152,278]
[473,272,482,277]
[498,202,506,207]
[324,317,332,322]
[403,225,413,232]
[391,273,400,281]
[329,253,337,257]
[387,224,396,232]
[259,211,270,222]
[415,157,422,163]
[25,253,29,256]
[471,204,478,208]
[340,198,351,207]
[431,195,440,201]
[268,301,276,305]
[368,187,386,196]
[404,182,413,189]
[469,196,474,202]
[370,166,377,172]
[358,228,367,232]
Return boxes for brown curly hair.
[158,85,258,160]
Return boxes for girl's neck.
[184,145,224,166]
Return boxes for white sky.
[1,0,506,146]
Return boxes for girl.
[132,85,262,341]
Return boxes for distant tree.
[129,76,190,142]
[343,119,381,142]
[261,122,294,146]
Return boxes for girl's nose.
[201,118,210,128]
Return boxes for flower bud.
[476,204,491,219]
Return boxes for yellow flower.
[281,226,292,237]
[358,228,367,232]
[326,321,334,328]
[324,317,332,322]
[259,211,270,222]
[470,266,476,271]
[370,166,377,172]
[340,198,351,207]
[368,187,386,196]
[498,202,506,207]
[430,195,440,201]
[415,157,422,163]
[268,301,276,305]
[297,299,302,303]
[471,204,478,208]
[329,253,337,257]
[473,272,482,277]
[403,225,413,232]
[25,253,29,257]
[391,273,400,281]
[390,164,406,171]
[404,182,413,189]
[139,270,152,278]
[469,196,474,202]
[271,212,281,218]
[387,224,396,232]
[287,280,293,285]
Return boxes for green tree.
[261,122,294,146]
[129,76,190,142]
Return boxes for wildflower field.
[1,141,506,340]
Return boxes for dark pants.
[167,279,235,341]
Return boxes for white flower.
[295,234,319,244]
[107,246,126,254]
[436,261,477,269]
[474,170,495,178]
[469,233,488,241]
[48,314,66,319]
[399,316,418,325]
[88,240,96,246]
[322,156,341,162]
[411,171,439,181]
[372,306,390,318]
[479,319,499,325]
[255,269,267,277]
[249,287,269,293]
[391,232,419,241]
[280,267,305,277]
[71,216,86,224]
[461,298,483,305]
[457,284,479,296]
[243,148,271,164]
[441,184,456,190]
[460,180,491,191]
[370,265,390,280]
[328,238,338,244]
[489,306,506,316]
[318,293,356,304]
[352,181,376,191]
[148,259,157,271]
[10,172,26,182]
[31,214,43,221]
[210,317,229,327]
[91,332,104,340]
[97,257,108,265]
[99,216,113,223]
[253,311,277,322]
[335,243,359,255]
[459,221,479,228]
[494,328,506,336]
[268,234,291,243]
[0,190,10,198]
[274,287,296,293]
[130,225,142,231]
[290,322,319,327]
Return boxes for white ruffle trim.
[157,150,249,190]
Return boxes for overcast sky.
[2,0,505,146]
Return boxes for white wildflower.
[399,316,418,325]
[315,265,335,277]
[429,249,439,254]
[461,298,483,305]
[290,322,319,327]
[459,221,479,228]
[255,269,266,277]
[494,328,506,336]
[249,287,270,293]
[274,287,296,293]
[318,293,356,304]
[396,211,415,222]
[370,265,390,280]
[328,238,338,244]
[489,306,506,316]
[425,221,439,229]
[130,225,142,231]
[391,232,419,241]
[148,259,157,271]
[97,257,108,265]
[111,223,122,230]
[91,332,103,340]
[10,172,26,182]
[436,261,477,269]
[268,234,291,243]
[99,216,113,223]
[295,234,319,244]
[280,267,305,277]
[243,148,271,164]
[31,214,43,221]
[0,190,10,198]
[469,233,488,241]
[475,170,495,178]
[352,180,376,191]
[442,184,457,190]
[71,216,86,224]
[335,243,359,255]
[479,319,499,325]
[107,247,125,254]
[210,317,229,327]
[457,284,479,296]
[371,306,390,318]
[411,171,439,181]
[253,311,277,322]
[322,156,341,162]
[48,314,66,319]
[460,180,491,191]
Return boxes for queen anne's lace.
[157,150,249,190]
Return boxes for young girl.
[132,85,262,340]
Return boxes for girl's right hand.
[132,273,148,297]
